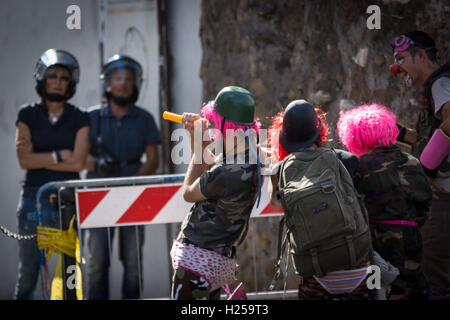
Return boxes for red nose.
[389,64,400,75]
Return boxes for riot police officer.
[14,49,90,299]
[85,54,161,299]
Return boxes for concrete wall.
[167,0,203,175]
[0,0,203,299]
[163,0,204,290]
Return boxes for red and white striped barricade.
[75,178,283,229]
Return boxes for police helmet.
[34,49,79,99]
[101,54,143,103]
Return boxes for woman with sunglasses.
[14,49,90,299]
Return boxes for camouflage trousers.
[421,192,450,300]
[171,268,221,300]
[370,223,428,299]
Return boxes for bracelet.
[55,150,62,163]
[52,151,59,164]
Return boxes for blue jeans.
[86,226,144,299]
[13,191,60,300]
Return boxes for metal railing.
[35,174,290,300]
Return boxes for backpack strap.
[269,215,287,291]
[357,193,375,266]
[236,163,259,247]
[345,235,357,266]
[278,153,292,191]
[269,155,293,290]
[310,248,324,277]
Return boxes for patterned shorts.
[298,276,375,300]
[170,240,237,299]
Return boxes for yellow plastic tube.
[163,111,183,123]
[163,111,199,124]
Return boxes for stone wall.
[199,0,450,293]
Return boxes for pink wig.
[268,108,330,161]
[200,102,261,139]
[337,104,399,156]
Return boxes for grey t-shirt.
[180,151,258,254]
[431,76,450,192]
[432,76,450,118]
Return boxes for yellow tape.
[37,215,84,300]
[50,257,63,300]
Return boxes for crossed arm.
[15,121,90,172]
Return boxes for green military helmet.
[213,86,256,125]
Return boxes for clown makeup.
[392,51,415,86]
[404,74,413,87]
[393,52,405,66]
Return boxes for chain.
[0,225,37,241]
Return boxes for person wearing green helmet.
[170,86,262,300]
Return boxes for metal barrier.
[35,174,287,300]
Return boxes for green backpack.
[273,146,372,280]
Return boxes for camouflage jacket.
[354,145,432,227]
[180,150,258,254]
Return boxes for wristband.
[56,150,62,163]
[52,151,59,164]
[423,166,438,179]
[420,129,450,169]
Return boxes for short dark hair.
[405,30,438,62]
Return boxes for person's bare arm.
[439,101,450,133]
[85,153,96,172]
[182,113,213,203]
[427,101,450,198]
[403,128,417,144]
[182,157,208,203]
[269,174,282,209]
